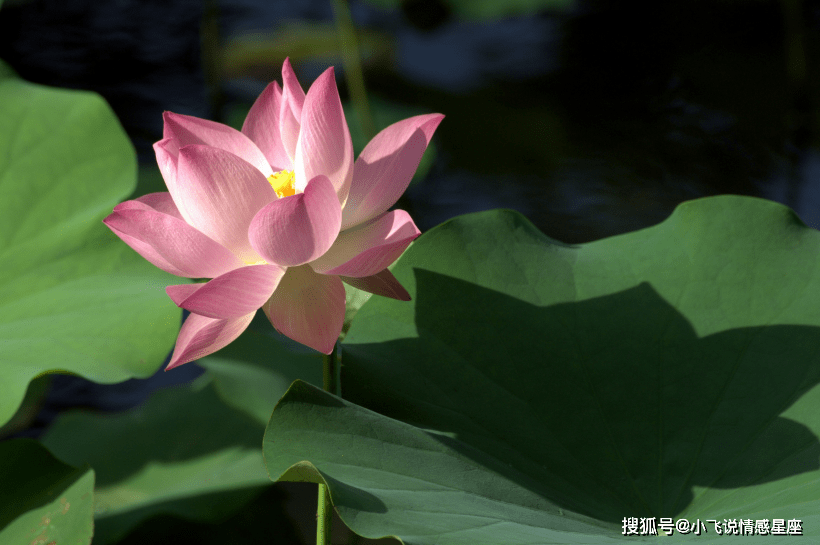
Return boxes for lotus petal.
[262,265,345,355]
[311,210,420,278]
[103,207,244,278]
[166,264,285,319]
[163,111,273,176]
[114,192,184,221]
[293,67,353,204]
[249,175,341,267]
[341,269,411,301]
[243,81,291,171]
[279,58,306,164]
[175,144,276,263]
[342,114,443,229]
[166,311,256,370]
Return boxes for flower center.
[268,170,296,198]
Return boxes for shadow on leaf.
[342,270,820,523]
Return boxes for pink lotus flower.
[104,59,443,367]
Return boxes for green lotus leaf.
[41,383,271,545]
[0,438,94,545]
[265,197,820,543]
[266,380,623,544]
[0,71,182,427]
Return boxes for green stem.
[316,482,332,545]
[317,346,339,545]
[323,344,339,395]
[331,0,377,141]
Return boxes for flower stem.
[317,346,338,545]
[331,0,377,141]
[323,344,339,395]
[316,482,332,545]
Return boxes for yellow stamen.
[268,170,296,198]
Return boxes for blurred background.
[1,0,819,542]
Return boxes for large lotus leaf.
[0,439,94,545]
[266,380,624,544]
[0,71,181,427]
[265,197,820,543]
[40,382,272,545]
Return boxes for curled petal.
[166,264,285,319]
[262,265,345,354]
[294,67,354,204]
[166,311,256,370]
[176,145,277,263]
[103,207,244,278]
[114,192,184,221]
[341,269,410,301]
[163,112,273,177]
[342,113,444,229]
[279,57,306,164]
[249,175,341,267]
[242,81,291,171]
[310,210,420,278]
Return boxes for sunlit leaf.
[0,70,182,427]
[267,197,820,543]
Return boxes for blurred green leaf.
[361,0,575,19]
[0,73,183,427]
[0,439,94,545]
[220,23,393,81]
[198,314,323,426]
[265,197,820,543]
[341,282,373,341]
[133,163,169,200]
[41,383,271,545]
[448,0,575,18]
[0,376,50,439]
